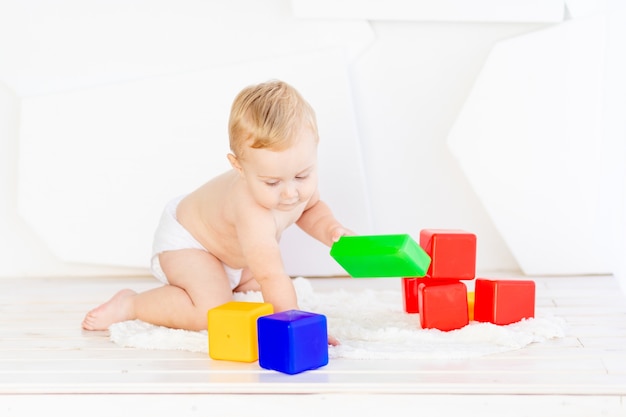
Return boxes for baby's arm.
[296,195,350,346]
[296,191,353,247]
[235,205,299,313]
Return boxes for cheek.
[248,182,276,203]
[257,186,279,202]
[300,179,317,198]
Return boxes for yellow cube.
[467,291,475,321]
[207,301,274,362]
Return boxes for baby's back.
[176,170,246,268]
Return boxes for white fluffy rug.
[109,277,566,359]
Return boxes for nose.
[281,181,298,200]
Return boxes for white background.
[0,0,624,291]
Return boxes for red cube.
[474,279,535,325]
[418,280,469,331]
[419,229,477,280]
[402,277,423,313]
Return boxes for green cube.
[330,234,431,278]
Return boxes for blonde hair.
[228,80,319,157]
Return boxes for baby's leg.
[134,248,233,331]
[82,249,232,331]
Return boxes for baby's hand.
[330,226,355,243]
[328,334,340,346]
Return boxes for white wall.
[603,0,626,293]
[0,81,49,276]
[0,0,624,285]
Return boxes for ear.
[227,153,243,175]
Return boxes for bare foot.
[81,289,137,330]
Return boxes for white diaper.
[150,195,243,290]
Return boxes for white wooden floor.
[1,272,625,416]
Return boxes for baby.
[82,80,352,345]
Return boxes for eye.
[265,180,280,187]
[296,174,309,181]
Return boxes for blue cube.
[257,310,329,375]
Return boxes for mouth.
[279,200,299,208]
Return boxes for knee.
[234,269,261,292]
[234,279,261,293]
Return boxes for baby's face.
[239,127,319,212]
